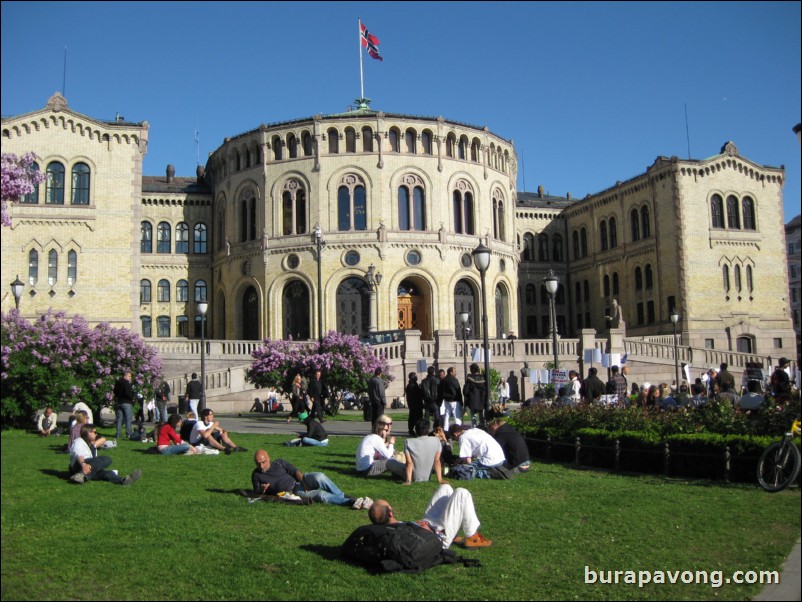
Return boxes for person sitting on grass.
[487,418,530,474]
[68,410,107,452]
[368,484,493,549]
[69,423,141,486]
[355,415,406,478]
[189,409,247,455]
[448,423,506,479]
[36,406,62,437]
[403,420,447,485]
[157,414,197,455]
[284,412,329,447]
[252,450,371,508]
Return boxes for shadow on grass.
[300,544,351,564]
[41,468,69,480]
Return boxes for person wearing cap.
[284,412,329,447]
[355,415,406,478]
[771,358,792,401]
[252,450,369,508]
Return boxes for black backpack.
[341,522,480,573]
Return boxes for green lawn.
[1,428,799,601]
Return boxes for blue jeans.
[115,403,133,439]
[159,443,191,455]
[302,437,329,447]
[72,455,123,484]
[294,472,349,506]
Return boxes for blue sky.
[2,1,800,222]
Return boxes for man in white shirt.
[448,424,505,479]
[190,409,247,455]
[355,414,405,478]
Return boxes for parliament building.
[2,93,795,361]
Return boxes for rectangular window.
[774,338,782,348]
[647,301,655,324]
[637,303,644,325]
[705,339,715,350]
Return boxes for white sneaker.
[277,491,301,502]
[361,497,374,510]
[70,472,86,484]
[352,497,365,510]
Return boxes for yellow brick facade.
[2,97,795,357]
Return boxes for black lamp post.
[671,307,680,387]
[315,223,324,341]
[10,275,24,311]
[460,311,471,382]
[197,300,208,411]
[472,242,491,411]
[543,270,559,370]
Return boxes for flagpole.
[358,18,365,101]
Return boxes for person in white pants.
[369,484,493,549]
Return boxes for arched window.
[48,251,59,285]
[641,206,651,238]
[21,162,40,203]
[67,250,77,286]
[603,275,610,297]
[631,208,640,241]
[157,222,171,253]
[194,223,208,254]
[28,249,38,285]
[157,316,170,337]
[552,234,563,262]
[609,217,618,248]
[726,196,741,229]
[572,231,580,260]
[458,136,468,160]
[362,127,374,152]
[742,197,756,230]
[157,279,170,302]
[140,279,152,303]
[711,195,724,228]
[492,190,505,241]
[612,272,620,296]
[645,264,653,288]
[723,265,730,292]
[302,132,313,156]
[140,221,153,253]
[388,128,400,152]
[635,267,643,291]
[287,133,298,159]
[580,228,588,257]
[46,161,65,204]
[345,128,356,153]
[452,182,474,234]
[538,234,549,261]
[599,219,608,251]
[327,128,339,154]
[194,279,208,302]
[270,135,282,161]
[141,316,152,338]
[405,129,416,153]
[175,222,189,254]
[746,265,754,292]
[471,139,481,162]
[421,131,432,155]
[446,133,456,158]
[337,175,367,231]
[176,279,189,302]
[239,189,256,242]
[523,233,535,261]
[282,180,307,235]
[397,175,425,231]
[734,265,742,292]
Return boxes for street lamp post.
[472,242,492,412]
[10,275,24,311]
[460,311,471,382]
[197,300,208,412]
[543,270,560,370]
[315,224,324,341]
[671,307,680,388]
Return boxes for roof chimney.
[537,185,544,198]
[566,192,571,200]
[166,164,175,183]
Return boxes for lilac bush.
[1,153,45,227]
[1,309,162,427]
[247,330,390,406]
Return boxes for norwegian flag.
[360,21,383,61]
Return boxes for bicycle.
[757,419,801,492]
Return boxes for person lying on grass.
[69,423,141,486]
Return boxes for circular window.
[287,254,300,269]
[499,259,506,273]
[406,250,422,266]
[461,253,473,268]
[344,250,360,266]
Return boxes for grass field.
[1,427,799,601]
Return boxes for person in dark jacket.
[405,372,424,437]
[307,369,328,423]
[420,366,441,429]
[463,363,487,429]
[113,371,136,440]
[438,367,463,431]
[581,367,605,404]
[284,412,329,447]
[488,418,530,473]
[368,367,387,432]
